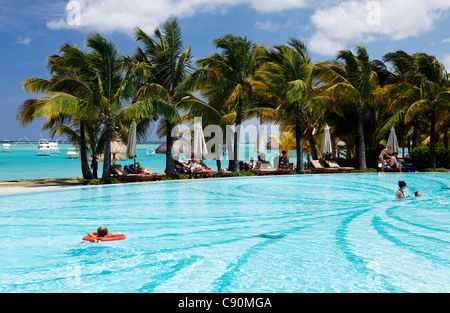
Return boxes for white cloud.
[17,36,32,46]
[440,38,450,43]
[308,0,450,56]
[442,54,450,71]
[254,20,280,32]
[47,0,308,34]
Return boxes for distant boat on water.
[146,149,156,156]
[66,147,80,159]
[36,139,51,156]
[2,143,11,152]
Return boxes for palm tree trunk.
[356,104,367,170]
[92,160,98,179]
[216,160,222,171]
[444,126,448,150]
[79,121,93,180]
[165,120,177,177]
[102,117,112,182]
[232,97,243,172]
[295,104,304,172]
[429,108,436,168]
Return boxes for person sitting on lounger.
[175,158,189,174]
[244,157,256,171]
[256,155,263,169]
[188,154,202,177]
[279,150,289,169]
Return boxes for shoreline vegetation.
[16,18,449,183]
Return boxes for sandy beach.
[0,178,85,195]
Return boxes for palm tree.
[18,51,99,179]
[20,34,157,182]
[315,46,383,170]
[406,54,450,167]
[385,51,450,167]
[131,19,201,177]
[257,39,331,172]
[190,34,266,172]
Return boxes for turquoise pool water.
[0,173,448,292]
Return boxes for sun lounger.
[111,165,163,182]
[193,169,219,178]
[218,170,233,177]
[251,162,278,175]
[309,160,339,173]
[326,160,354,173]
[192,163,219,178]
[400,165,417,172]
[377,162,402,172]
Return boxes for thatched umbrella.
[88,140,128,164]
[155,137,191,155]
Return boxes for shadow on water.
[255,233,286,240]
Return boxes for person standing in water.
[396,181,411,199]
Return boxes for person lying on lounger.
[135,162,153,174]
[388,156,402,172]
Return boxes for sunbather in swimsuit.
[379,145,392,172]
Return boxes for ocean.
[0,142,292,181]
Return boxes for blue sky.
[1,0,450,141]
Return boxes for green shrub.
[410,146,450,170]
[85,178,121,185]
[435,147,450,169]
[231,171,254,177]
[425,168,449,172]
[410,146,430,171]
[352,168,377,173]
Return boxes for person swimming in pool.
[396,181,411,200]
[88,226,121,238]
[415,191,421,197]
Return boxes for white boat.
[146,149,156,156]
[66,148,80,159]
[49,142,60,154]
[2,143,11,152]
[37,139,51,156]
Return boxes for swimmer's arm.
[88,231,97,237]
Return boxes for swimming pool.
[0,173,448,293]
